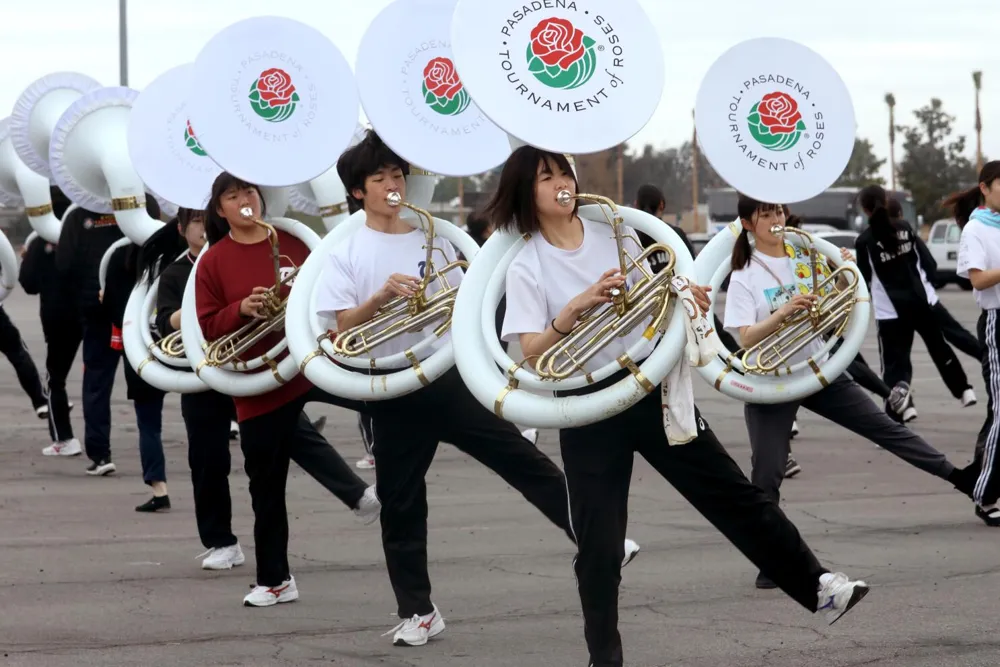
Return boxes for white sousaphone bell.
[445,0,700,428]
[691,37,870,404]
[119,63,224,394]
[285,0,509,402]
[287,123,367,232]
[177,16,358,397]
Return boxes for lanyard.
[751,254,797,300]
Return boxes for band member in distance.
[724,194,979,589]
[196,173,380,606]
[950,161,1000,526]
[316,131,640,648]
[491,146,871,667]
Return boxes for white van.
[927,218,971,290]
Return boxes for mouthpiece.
[386,192,402,207]
[556,190,574,207]
[769,224,785,235]
[239,206,254,219]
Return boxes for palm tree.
[974,71,984,173]
[885,93,896,192]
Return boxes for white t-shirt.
[723,249,830,368]
[315,224,463,360]
[958,219,1000,310]
[501,217,657,376]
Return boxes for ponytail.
[731,228,753,271]
[858,184,900,255]
[943,186,983,229]
[137,217,186,286]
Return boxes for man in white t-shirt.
[314,130,638,649]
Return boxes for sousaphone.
[691,38,870,403]
[177,16,359,397]
[286,0,511,401]
[448,0,698,429]
[287,124,367,231]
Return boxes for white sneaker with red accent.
[243,576,299,607]
[384,604,446,646]
[42,439,82,457]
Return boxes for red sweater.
[195,230,312,422]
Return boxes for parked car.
[688,232,711,257]
[927,219,971,290]
[814,229,859,249]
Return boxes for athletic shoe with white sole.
[42,438,82,457]
[356,454,375,470]
[86,459,116,476]
[521,428,539,444]
[790,420,799,439]
[623,538,640,567]
[353,485,381,525]
[962,388,977,407]
[385,604,445,647]
[817,572,870,624]
[243,576,298,607]
[229,421,239,440]
[200,543,246,570]
[785,455,802,479]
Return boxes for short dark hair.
[336,130,410,212]
[204,172,267,245]
[887,197,903,220]
[732,194,781,270]
[482,146,578,235]
[635,184,665,216]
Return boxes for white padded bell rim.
[0,118,24,208]
[287,185,319,216]
[10,72,102,181]
[152,192,179,219]
[49,86,138,214]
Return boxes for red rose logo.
[530,17,586,69]
[423,57,463,100]
[757,92,803,133]
[257,68,297,107]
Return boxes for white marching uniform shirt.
[958,219,1000,310]
[316,224,463,360]
[501,216,701,444]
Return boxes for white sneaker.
[962,388,977,407]
[229,421,239,440]
[622,538,640,567]
[200,543,246,570]
[521,428,539,444]
[817,572,869,624]
[42,438,82,457]
[902,406,918,422]
[356,454,375,470]
[790,420,799,438]
[384,604,445,647]
[243,576,298,607]
[35,405,48,419]
[353,485,380,525]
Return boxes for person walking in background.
[0,291,48,418]
[19,186,80,455]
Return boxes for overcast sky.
[2,0,995,185]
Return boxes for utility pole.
[974,71,984,174]
[119,0,129,86]
[691,108,700,233]
[885,93,896,192]
[616,144,624,204]
[457,177,465,227]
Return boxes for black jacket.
[855,221,931,313]
[19,236,77,323]
[638,223,695,274]
[154,253,194,337]
[56,207,125,318]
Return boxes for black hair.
[204,172,267,245]
[858,184,899,255]
[137,207,202,286]
[944,160,1000,228]
[465,212,491,246]
[781,204,803,229]
[731,194,782,270]
[887,197,903,220]
[482,145,579,235]
[49,186,72,220]
[336,130,410,213]
[635,184,665,216]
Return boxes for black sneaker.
[755,572,778,589]
[975,504,1000,527]
[86,459,116,476]
[136,495,171,513]
[948,462,980,499]
[785,455,802,479]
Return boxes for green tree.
[834,138,886,187]
[896,99,976,222]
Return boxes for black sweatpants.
[368,367,574,619]
[933,301,982,360]
[238,387,370,587]
[559,373,826,667]
[877,306,970,399]
[974,310,1000,506]
[81,312,120,462]
[182,390,238,550]
[41,310,81,443]
[0,306,46,411]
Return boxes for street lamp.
[119,0,128,86]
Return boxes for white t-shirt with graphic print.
[315,224,463,360]
[501,216,658,376]
[958,218,1000,310]
[723,248,831,369]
